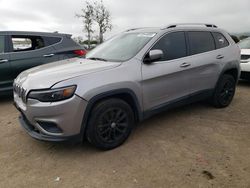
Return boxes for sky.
[0,0,250,40]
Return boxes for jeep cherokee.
[13,23,240,150]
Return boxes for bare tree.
[73,36,84,45]
[93,0,112,43]
[76,1,94,49]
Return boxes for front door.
[142,31,191,111]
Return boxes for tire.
[86,98,135,150]
[211,74,236,108]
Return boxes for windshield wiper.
[87,57,108,62]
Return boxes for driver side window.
[151,32,187,61]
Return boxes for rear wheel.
[86,98,134,150]
[211,74,236,108]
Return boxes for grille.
[13,83,27,103]
[241,55,250,60]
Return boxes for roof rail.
[125,27,159,32]
[162,23,218,30]
[126,27,147,32]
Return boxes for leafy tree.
[230,35,239,43]
[76,1,94,49]
[239,35,249,41]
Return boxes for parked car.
[0,31,87,93]
[238,37,250,80]
[14,23,240,150]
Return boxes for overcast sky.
[0,0,250,39]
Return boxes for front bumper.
[240,60,250,72]
[18,113,81,142]
[240,60,250,80]
[14,93,88,142]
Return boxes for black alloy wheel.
[212,74,236,108]
[86,98,134,150]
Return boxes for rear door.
[186,31,221,94]
[42,35,63,60]
[0,35,12,91]
[8,35,57,80]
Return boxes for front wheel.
[211,74,236,108]
[86,98,135,150]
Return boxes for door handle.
[216,55,224,59]
[0,59,8,63]
[180,62,191,68]
[43,54,54,57]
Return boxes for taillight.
[74,49,87,56]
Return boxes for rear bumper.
[19,113,81,142]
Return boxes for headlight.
[28,85,77,102]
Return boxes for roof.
[125,23,222,34]
[0,31,71,37]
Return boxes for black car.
[0,31,87,93]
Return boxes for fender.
[216,64,240,86]
[79,88,143,139]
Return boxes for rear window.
[43,36,62,46]
[11,36,45,52]
[212,32,229,49]
[188,31,215,55]
[0,36,4,53]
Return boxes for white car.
[238,37,250,80]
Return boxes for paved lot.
[0,82,250,188]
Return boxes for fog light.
[37,121,63,134]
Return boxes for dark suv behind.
[0,31,86,93]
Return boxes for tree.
[73,36,84,45]
[76,1,94,49]
[239,35,249,41]
[93,0,112,43]
[230,35,239,43]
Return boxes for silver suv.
[14,23,240,150]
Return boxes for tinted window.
[0,36,4,53]
[11,36,45,52]
[43,36,62,46]
[188,31,215,55]
[212,32,229,49]
[151,32,187,61]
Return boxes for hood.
[15,58,121,89]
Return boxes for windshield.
[238,38,250,49]
[86,32,156,62]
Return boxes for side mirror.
[144,49,163,64]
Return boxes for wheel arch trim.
[79,88,143,140]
